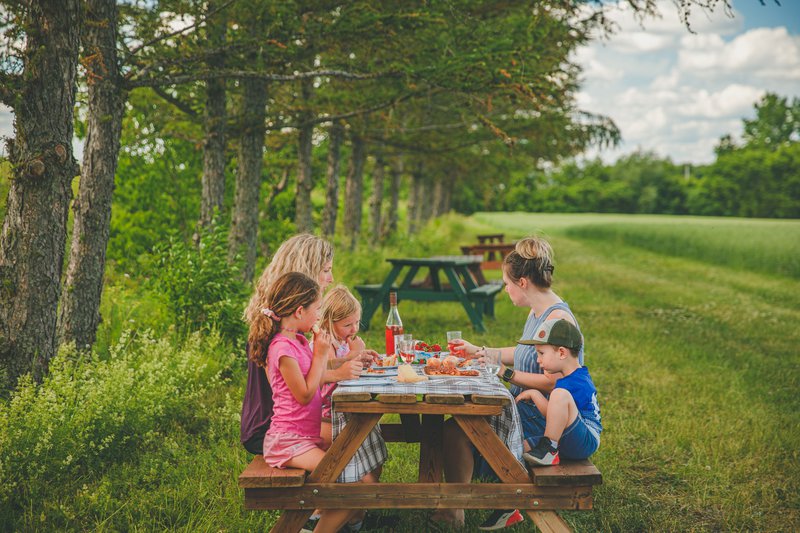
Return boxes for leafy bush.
[149,221,248,345]
[0,331,235,529]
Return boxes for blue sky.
[1,1,798,166]
[577,0,800,164]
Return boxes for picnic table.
[354,256,502,333]
[460,242,516,270]
[478,233,505,244]
[239,367,602,532]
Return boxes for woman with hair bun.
[435,235,585,529]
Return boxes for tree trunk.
[407,164,423,235]
[432,177,445,218]
[229,78,267,282]
[199,3,227,229]
[382,156,402,240]
[0,0,82,390]
[343,133,366,250]
[321,120,344,237]
[58,0,126,351]
[295,78,314,233]
[369,156,385,239]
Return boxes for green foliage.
[149,221,248,344]
[0,158,9,221]
[742,93,800,150]
[0,331,235,530]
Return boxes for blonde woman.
[240,234,377,455]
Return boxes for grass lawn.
[341,212,799,531]
[4,212,797,532]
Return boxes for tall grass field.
[1,213,798,532]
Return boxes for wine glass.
[398,338,415,365]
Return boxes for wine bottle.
[384,291,403,355]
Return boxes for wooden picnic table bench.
[461,242,516,270]
[354,256,502,333]
[239,383,602,533]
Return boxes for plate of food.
[422,356,482,377]
[373,354,398,369]
[361,367,398,377]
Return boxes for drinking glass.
[398,338,415,365]
[483,348,501,377]
[447,331,464,357]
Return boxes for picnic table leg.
[418,414,444,482]
[442,268,486,332]
[269,413,382,533]
[454,415,573,533]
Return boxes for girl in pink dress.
[248,271,358,532]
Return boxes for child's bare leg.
[320,421,332,449]
[543,388,578,442]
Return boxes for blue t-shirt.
[555,366,602,437]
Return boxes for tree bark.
[295,78,314,233]
[321,120,344,237]
[229,78,267,282]
[0,0,82,390]
[199,2,227,229]
[343,133,366,250]
[407,164,423,235]
[382,156,402,240]
[58,0,126,351]
[369,156,385,239]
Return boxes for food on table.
[365,368,386,374]
[426,357,443,370]
[378,354,397,366]
[423,366,480,377]
[442,355,460,369]
[397,364,428,382]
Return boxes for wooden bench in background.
[461,242,516,270]
[477,233,505,244]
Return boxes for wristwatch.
[500,367,515,382]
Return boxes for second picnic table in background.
[355,256,503,333]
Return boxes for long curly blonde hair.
[503,236,555,288]
[319,285,362,343]
[248,272,320,368]
[244,234,333,326]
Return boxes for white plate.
[338,378,395,387]
[372,365,398,370]
[423,370,483,379]
[361,368,398,377]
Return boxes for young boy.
[515,318,602,466]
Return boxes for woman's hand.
[452,339,481,358]
[348,348,379,368]
[333,358,362,381]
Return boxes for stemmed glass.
[398,338,415,365]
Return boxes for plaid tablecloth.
[331,368,524,483]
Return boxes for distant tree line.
[478,93,800,219]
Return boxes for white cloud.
[575,3,800,164]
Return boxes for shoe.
[478,509,524,530]
[523,437,560,466]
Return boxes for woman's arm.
[498,362,557,394]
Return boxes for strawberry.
[430,343,442,352]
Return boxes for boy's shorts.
[556,414,600,460]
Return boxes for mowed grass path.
[444,212,797,532]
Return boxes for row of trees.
[484,93,800,218]
[0,0,734,391]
